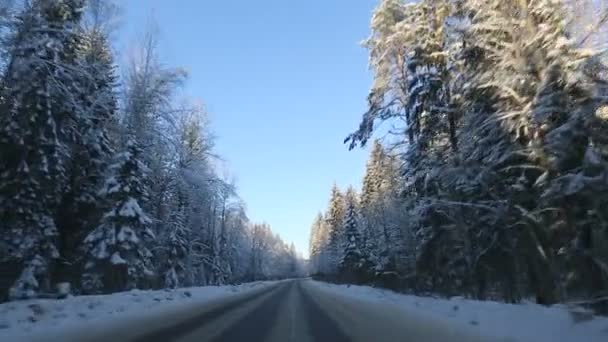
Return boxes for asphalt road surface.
[41,279,503,342]
[131,280,351,342]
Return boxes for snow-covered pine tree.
[55,8,118,288]
[346,0,457,153]
[0,0,86,299]
[308,213,326,275]
[159,108,212,288]
[342,0,608,303]
[162,185,188,289]
[211,180,237,285]
[325,184,346,275]
[249,223,270,280]
[522,0,608,302]
[359,141,384,266]
[308,215,319,272]
[82,139,155,293]
[339,187,368,283]
[358,141,404,275]
[224,203,251,283]
[361,141,384,208]
[288,242,298,277]
[455,0,606,304]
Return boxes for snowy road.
[7,279,606,342]
[75,279,497,342]
[131,280,352,342]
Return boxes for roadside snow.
[0,281,278,341]
[311,281,608,342]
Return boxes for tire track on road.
[131,283,283,342]
[210,282,293,342]
[298,282,351,342]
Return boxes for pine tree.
[359,141,403,274]
[0,0,300,299]
[288,242,298,277]
[308,213,326,274]
[359,141,384,265]
[158,109,212,287]
[82,139,155,293]
[339,187,368,283]
[325,184,345,275]
[456,0,600,304]
[55,14,117,288]
[224,203,251,283]
[0,0,86,299]
[361,141,384,208]
[163,196,187,288]
[344,0,608,305]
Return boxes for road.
[42,279,502,342]
[132,280,351,342]
[128,279,497,342]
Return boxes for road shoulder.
[8,281,284,342]
[302,280,503,342]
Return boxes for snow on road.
[310,281,608,342]
[0,281,280,341]
[2,279,607,342]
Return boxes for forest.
[1,0,608,316]
[309,0,608,312]
[0,0,302,302]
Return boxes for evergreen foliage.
[0,0,302,301]
[312,0,608,309]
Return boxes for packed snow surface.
[0,281,278,341]
[310,281,608,342]
[2,279,607,342]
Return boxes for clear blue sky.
[120,0,378,257]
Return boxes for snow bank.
[311,281,608,342]
[0,281,279,341]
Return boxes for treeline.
[310,0,608,310]
[309,142,405,286]
[0,0,300,301]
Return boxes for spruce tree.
[344,0,608,304]
[339,187,367,283]
[325,184,345,275]
[163,203,187,289]
[55,17,117,287]
[0,0,85,299]
[309,213,326,274]
[82,139,155,293]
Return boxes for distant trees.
[309,213,328,274]
[309,143,401,285]
[312,0,608,309]
[249,223,301,280]
[0,0,300,301]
